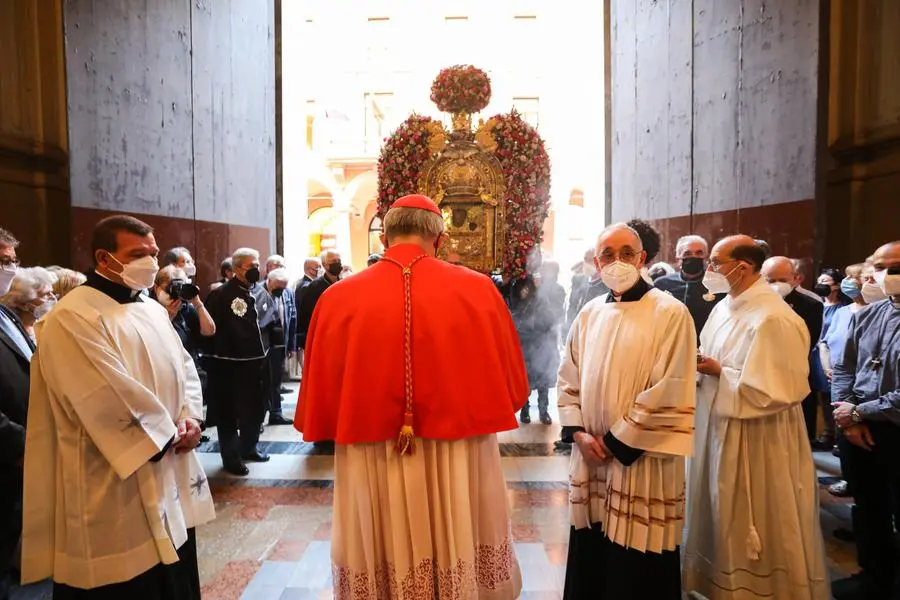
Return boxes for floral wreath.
[377,69,551,279]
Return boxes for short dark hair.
[367,253,382,267]
[730,243,766,272]
[754,239,772,260]
[220,257,233,278]
[627,219,661,262]
[0,227,19,249]
[163,246,191,266]
[91,215,154,263]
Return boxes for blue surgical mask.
[840,278,861,300]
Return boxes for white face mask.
[875,268,900,297]
[32,299,55,320]
[702,270,731,295]
[770,281,793,298]
[110,255,159,291]
[862,281,887,304]
[600,261,640,295]
[0,265,17,296]
[184,263,197,277]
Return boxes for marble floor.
[12,386,856,600]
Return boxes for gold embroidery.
[606,503,684,527]
[332,538,516,599]
[632,404,695,415]
[607,487,685,507]
[623,413,694,434]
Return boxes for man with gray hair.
[265,255,297,394]
[255,267,293,425]
[203,247,269,475]
[295,194,528,598]
[162,246,197,279]
[296,249,342,351]
[655,234,724,340]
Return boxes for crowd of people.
[0,203,898,599]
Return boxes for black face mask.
[681,257,705,276]
[813,283,833,298]
[271,287,284,298]
[245,267,261,284]
[327,263,343,277]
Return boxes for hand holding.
[697,355,722,377]
[574,431,610,467]
[832,402,857,429]
[172,417,203,454]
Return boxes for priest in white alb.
[683,234,829,600]
[558,223,696,600]
[21,215,215,599]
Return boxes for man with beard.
[654,235,724,341]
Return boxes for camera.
[166,279,200,301]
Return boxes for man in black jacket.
[0,227,32,597]
[762,256,825,442]
[296,250,342,351]
[203,248,269,475]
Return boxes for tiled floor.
[11,387,856,599]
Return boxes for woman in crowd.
[810,267,847,448]
[50,268,86,300]
[0,267,57,341]
[511,276,559,425]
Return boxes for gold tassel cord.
[382,254,427,456]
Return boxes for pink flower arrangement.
[376,114,443,219]
[430,65,492,114]
[488,110,552,279]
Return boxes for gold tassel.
[396,413,415,456]
[746,525,762,561]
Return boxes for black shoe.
[280,386,292,394]
[539,410,552,425]
[224,462,249,476]
[268,414,292,426]
[519,407,531,424]
[199,434,210,443]
[242,451,271,462]
[832,571,875,600]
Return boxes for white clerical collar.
[727,277,769,310]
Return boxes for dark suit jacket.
[296,276,335,349]
[785,289,824,353]
[0,305,33,574]
[0,305,32,467]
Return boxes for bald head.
[761,256,796,284]
[872,241,900,269]
[711,235,766,273]
[596,223,643,252]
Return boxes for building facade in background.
[282,0,605,273]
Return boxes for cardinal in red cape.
[295,193,527,599]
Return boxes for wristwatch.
[850,406,862,424]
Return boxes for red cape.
[294,243,529,443]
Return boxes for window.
[364,92,394,153]
[368,216,384,254]
[306,99,315,149]
[443,16,471,65]
[512,96,540,129]
[366,17,391,68]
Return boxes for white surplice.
[331,435,521,600]
[558,288,697,554]
[683,278,830,600]
[21,286,216,589]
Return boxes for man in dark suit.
[0,227,32,597]
[762,256,825,442]
[297,251,342,351]
[293,258,321,304]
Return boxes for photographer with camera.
[153,265,216,397]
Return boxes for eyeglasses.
[707,259,739,273]
[597,248,639,263]
[0,257,20,269]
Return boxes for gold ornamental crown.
[439,160,482,197]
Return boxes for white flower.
[231,297,248,317]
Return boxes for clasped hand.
[696,355,722,377]
[574,431,611,467]
[172,417,202,454]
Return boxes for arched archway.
[308,206,340,256]
[368,215,384,254]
